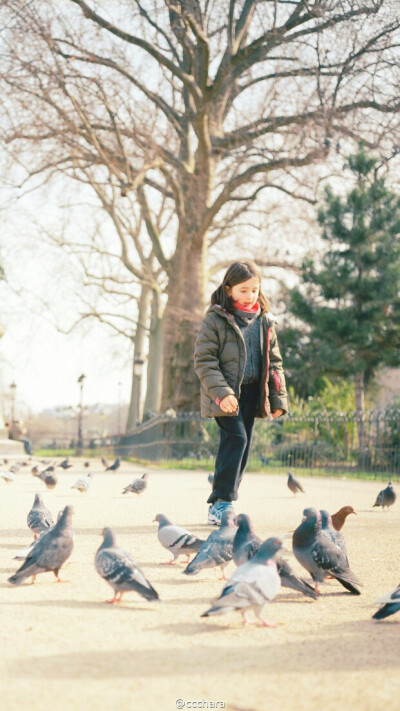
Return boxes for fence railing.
[116,410,400,479]
[31,410,400,479]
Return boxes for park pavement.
[0,458,399,711]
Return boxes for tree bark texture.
[126,285,151,431]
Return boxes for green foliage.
[281,146,400,399]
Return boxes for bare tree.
[1,0,399,414]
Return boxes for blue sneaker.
[208,500,235,526]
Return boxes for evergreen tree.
[283,147,400,424]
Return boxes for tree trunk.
[355,371,367,467]
[143,287,164,416]
[161,236,207,412]
[125,285,151,431]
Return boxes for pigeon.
[122,473,148,495]
[106,456,121,471]
[372,583,400,621]
[201,537,283,626]
[42,464,55,473]
[71,472,93,493]
[208,472,214,486]
[232,513,262,566]
[101,456,109,469]
[1,471,16,483]
[233,514,317,600]
[95,527,159,603]
[373,482,396,510]
[183,510,236,579]
[292,508,362,595]
[9,463,22,474]
[318,508,348,552]
[42,473,58,490]
[59,457,73,469]
[153,514,205,565]
[27,493,54,539]
[17,510,64,560]
[84,461,90,468]
[331,505,357,531]
[35,470,58,490]
[287,471,305,495]
[31,465,40,476]
[8,505,74,585]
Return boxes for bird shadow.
[1,598,157,612]
[357,509,390,514]
[7,630,399,680]
[162,597,211,606]
[0,529,32,538]
[149,621,227,635]
[73,526,154,536]
[0,542,29,550]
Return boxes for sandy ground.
[0,459,399,711]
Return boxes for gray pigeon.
[287,471,305,494]
[201,537,283,626]
[27,493,54,539]
[232,513,263,566]
[372,583,400,620]
[71,472,93,493]
[319,509,349,563]
[208,473,214,486]
[292,508,361,595]
[183,510,236,579]
[373,482,396,510]
[59,457,73,469]
[37,469,58,490]
[153,514,205,565]
[9,463,22,474]
[122,473,148,495]
[15,510,64,560]
[233,513,317,600]
[106,456,121,471]
[8,505,74,585]
[95,527,159,603]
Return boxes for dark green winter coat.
[194,304,288,418]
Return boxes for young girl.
[194,260,288,525]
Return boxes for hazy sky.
[0,190,134,416]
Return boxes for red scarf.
[233,301,260,313]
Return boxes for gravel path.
[1,460,399,711]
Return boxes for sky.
[0,188,134,417]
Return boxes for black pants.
[207,382,259,504]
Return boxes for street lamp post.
[117,381,122,436]
[77,373,86,453]
[133,355,145,426]
[10,381,17,421]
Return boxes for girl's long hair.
[211,260,269,314]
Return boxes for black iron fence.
[31,410,400,479]
[115,410,400,479]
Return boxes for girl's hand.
[271,408,284,419]
[219,395,238,413]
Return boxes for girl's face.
[225,276,260,308]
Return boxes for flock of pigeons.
[2,457,399,626]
